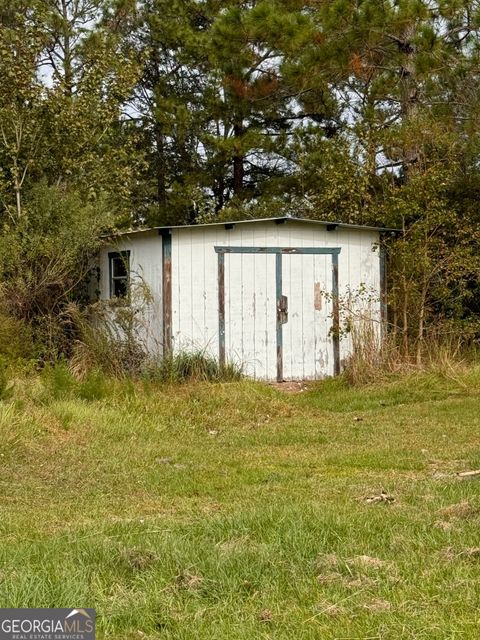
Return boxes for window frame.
[108,250,131,299]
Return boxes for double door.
[217,247,340,381]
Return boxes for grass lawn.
[1,367,480,638]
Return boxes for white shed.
[98,217,389,381]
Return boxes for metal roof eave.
[102,216,400,239]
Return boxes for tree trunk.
[416,274,428,366]
[59,0,73,97]
[233,120,244,195]
[214,171,225,212]
[402,274,409,357]
[12,125,23,219]
[154,121,167,208]
[397,24,420,179]
[14,179,22,218]
[392,293,398,343]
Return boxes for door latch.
[277,295,288,324]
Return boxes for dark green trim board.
[215,246,341,255]
[332,252,340,376]
[379,243,387,331]
[275,253,283,381]
[215,246,342,381]
[218,251,225,369]
[161,230,172,355]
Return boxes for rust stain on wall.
[314,282,323,311]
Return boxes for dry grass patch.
[437,501,478,520]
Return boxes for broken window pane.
[109,251,130,298]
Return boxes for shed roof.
[105,216,398,238]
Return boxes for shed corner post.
[161,229,172,357]
[379,237,388,338]
[332,251,340,376]
[217,249,226,370]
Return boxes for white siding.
[98,231,163,355]
[170,221,381,380]
[100,220,382,381]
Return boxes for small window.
[109,251,130,299]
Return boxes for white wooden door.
[282,254,334,380]
[224,253,277,380]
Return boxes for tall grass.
[149,350,242,383]
[41,362,109,401]
[66,295,243,384]
[0,358,14,401]
[67,301,149,378]
[65,300,242,383]
[343,317,477,386]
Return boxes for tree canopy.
[0,0,479,358]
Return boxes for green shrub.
[0,312,33,363]
[41,363,109,402]
[0,358,14,401]
[41,362,77,400]
[0,182,110,364]
[78,369,108,401]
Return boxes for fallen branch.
[364,491,395,504]
[457,470,480,478]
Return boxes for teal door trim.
[215,246,342,381]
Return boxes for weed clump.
[149,350,242,384]
[41,363,108,401]
[0,358,13,401]
[342,317,476,386]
